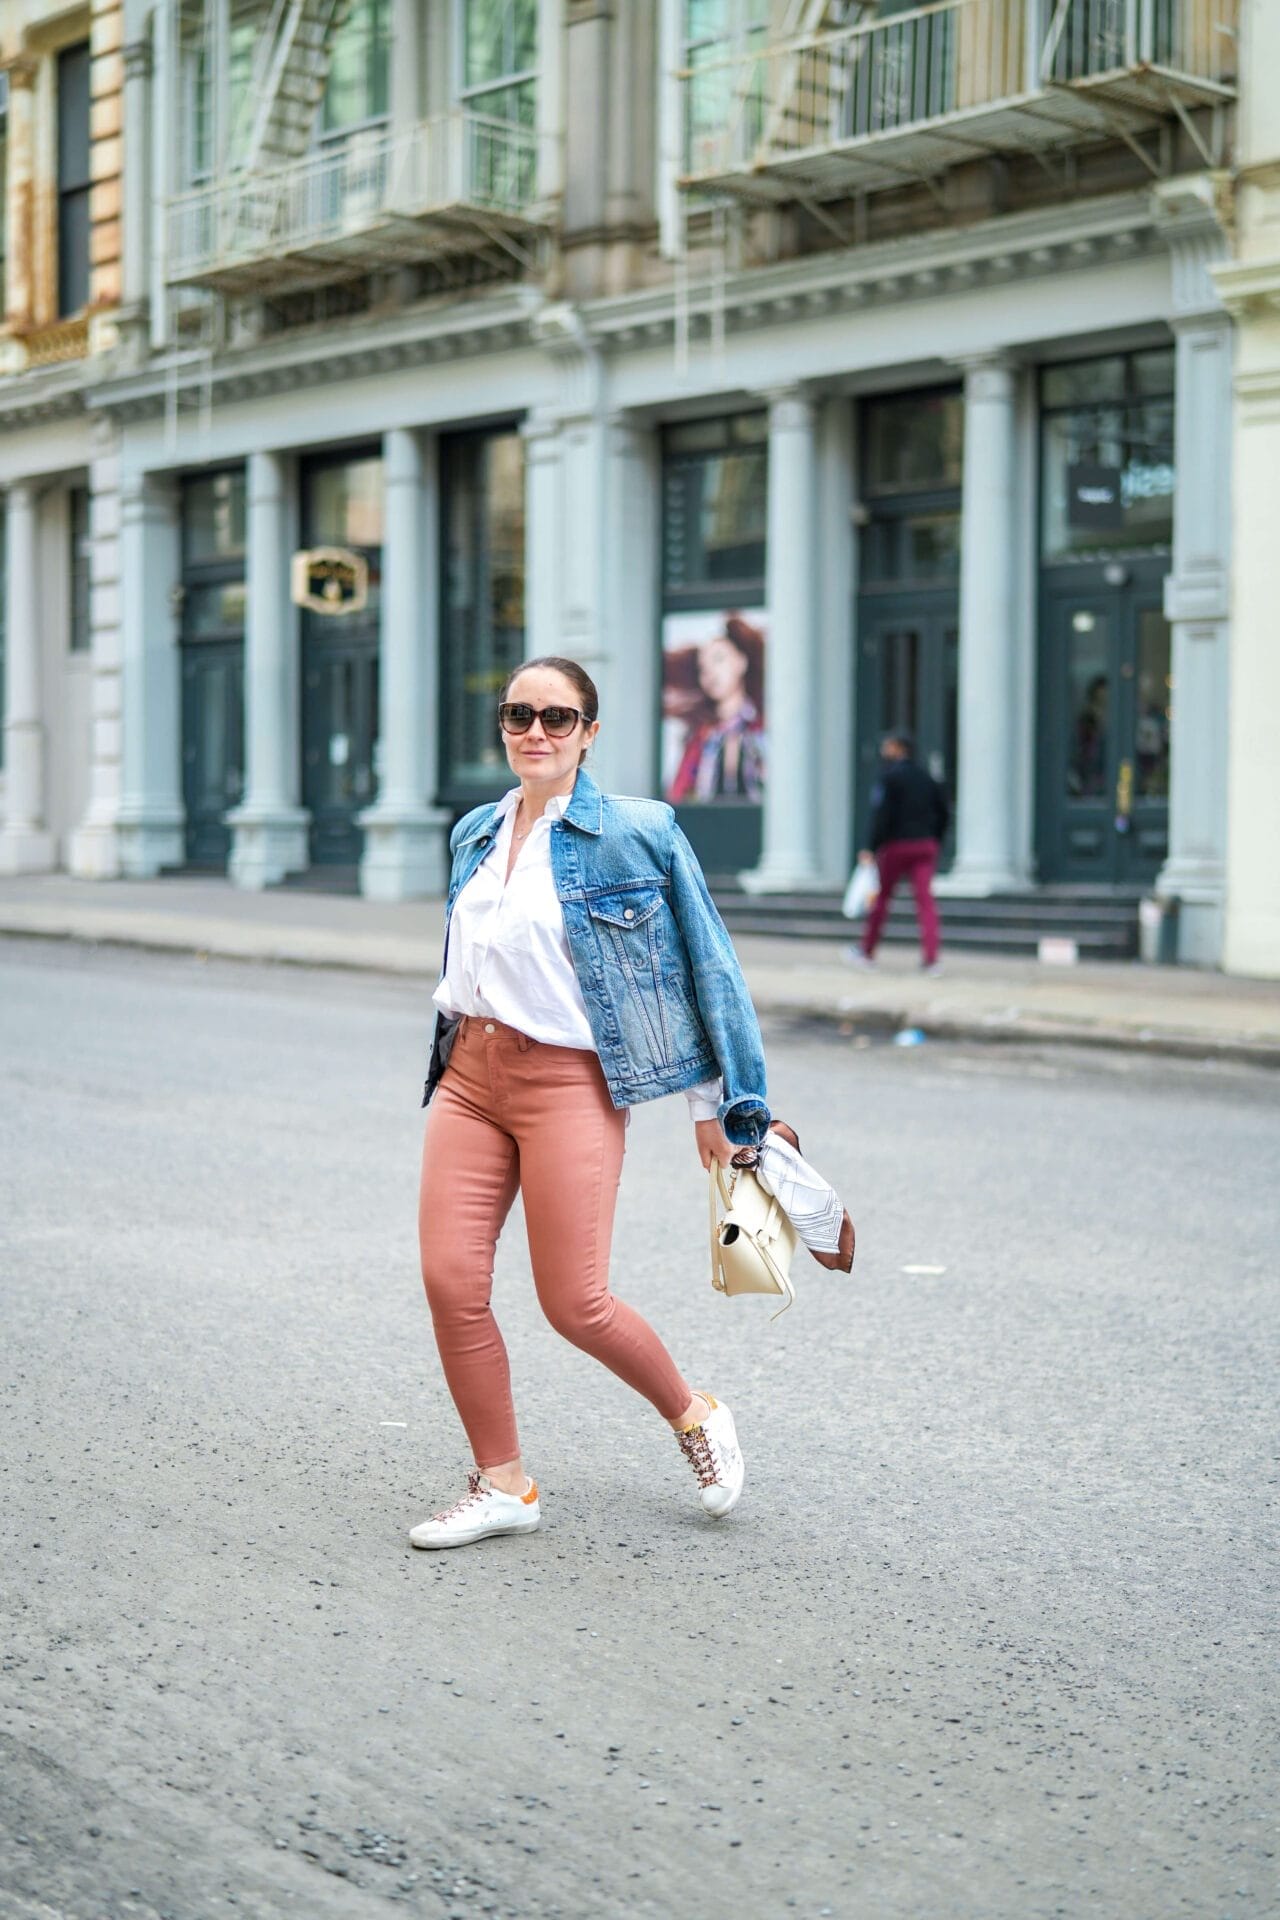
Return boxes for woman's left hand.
[695,1119,735,1170]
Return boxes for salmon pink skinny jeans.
[418,1017,693,1469]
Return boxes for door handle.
[1115,758,1133,832]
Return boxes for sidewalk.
[1,872,1277,1066]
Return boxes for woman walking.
[413,656,771,1550]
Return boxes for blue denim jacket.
[423,770,771,1146]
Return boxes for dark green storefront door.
[182,641,244,866]
[298,451,384,868]
[854,593,958,863]
[302,629,380,865]
[1037,562,1171,884]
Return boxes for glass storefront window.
[864,389,964,494]
[1041,350,1175,561]
[183,580,248,638]
[1065,607,1110,800]
[183,471,247,565]
[663,413,767,597]
[1135,607,1172,799]
[442,428,526,792]
[69,488,91,652]
[307,456,385,550]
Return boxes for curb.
[767,999,1280,1071]
[5,916,1278,1072]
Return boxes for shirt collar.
[494,787,572,823]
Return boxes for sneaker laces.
[677,1423,721,1489]
[433,1472,486,1523]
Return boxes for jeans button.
[484,1022,496,1034]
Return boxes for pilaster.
[358,427,450,900]
[1153,177,1233,965]
[941,353,1027,897]
[0,482,57,873]
[740,387,821,893]
[117,472,184,876]
[69,418,125,877]
[227,450,309,888]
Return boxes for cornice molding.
[83,289,544,421]
[1212,257,1280,320]
[0,360,91,428]
[586,191,1165,349]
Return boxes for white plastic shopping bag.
[841,860,879,920]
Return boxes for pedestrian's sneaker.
[409,1472,540,1550]
[842,945,876,970]
[922,960,943,976]
[676,1395,745,1518]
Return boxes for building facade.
[0,0,1272,974]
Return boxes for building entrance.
[1035,348,1174,885]
[854,387,962,862]
[1037,564,1170,883]
[299,452,384,867]
[179,471,246,868]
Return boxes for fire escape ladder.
[756,0,859,162]
[240,0,356,175]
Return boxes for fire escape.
[678,0,1239,206]
[165,0,549,295]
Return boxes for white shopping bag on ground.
[841,861,879,920]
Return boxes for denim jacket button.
[624,908,635,921]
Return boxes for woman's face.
[501,666,599,788]
[698,635,749,705]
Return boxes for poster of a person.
[661,610,767,804]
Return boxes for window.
[460,0,538,204]
[187,24,256,181]
[1041,349,1176,561]
[662,412,767,601]
[69,489,91,653]
[441,428,525,797]
[682,0,770,176]
[864,388,964,495]
[321,0,391,136]
[57,43,91,318]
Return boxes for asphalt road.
[1,938,1276,1920]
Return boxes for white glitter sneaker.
[676,1395,745,1518]
[409,1472,541,1550]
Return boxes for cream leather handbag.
[709,1159,798,1318]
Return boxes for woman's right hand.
[694,1119,735,1171]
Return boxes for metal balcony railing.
[678,0,1237,205]
[166,111,545,293]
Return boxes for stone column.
[943,354,1025,895]
[596,414,659,797]
[358,428,451,899]
[69,418,125,877]
[2,62,36,332]
[227,451,309,888]
[523,408,563,660]
[0,483,56,872]
[116,473,185,876]
[1154,181,1233,965]
[741,388,821,892]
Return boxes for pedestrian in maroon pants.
[850,731,950,972]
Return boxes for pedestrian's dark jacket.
[868,758,951,852]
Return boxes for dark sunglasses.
[498,702,587,739]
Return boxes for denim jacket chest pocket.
[584,883,679,1059]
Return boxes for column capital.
[3,58,37,92]
[764,386,818,431]
[953,350,1020,390]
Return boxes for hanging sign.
[290,546,369,615]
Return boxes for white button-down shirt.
[433,787,722,1121]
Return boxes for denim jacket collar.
[454,769,603,848]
